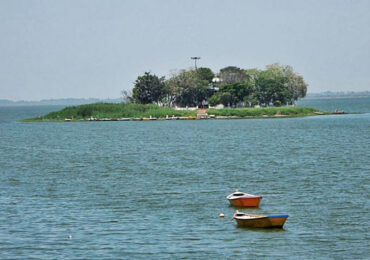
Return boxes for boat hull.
[234,214,288,228]
[268,215,288,228]
[228,196,262,207]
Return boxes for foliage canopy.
[132,72,166,104]
[125,63,307,107]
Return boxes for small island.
[24,63,327,122]
[22,103,325,122]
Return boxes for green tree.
[219,92,232,107]
[245,68,260,83]
[218,82,255,107]
[265,63,307,104]
[132,72,166,104]
[244,93,259,107]
[196,67,215,83]
[255,69,292,105]
[208,92,221,106]
[165,69,211,107]
[219,66,249,85]
[285,68,307,103]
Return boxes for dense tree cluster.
[126,64,307,107]
[130,72,166,104]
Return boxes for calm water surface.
[0,98,369,259]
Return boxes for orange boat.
[226,190,262,207]
[234,211,288,228]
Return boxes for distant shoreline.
[303,95,370,100]
[305,91,370,99]
[0,98,122,107]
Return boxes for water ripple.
[0,105,369,259]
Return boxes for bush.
[37,103,197,120]
[208,93,221,106]
[206,107,320,117]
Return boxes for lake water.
[0,98,369,259]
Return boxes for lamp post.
[191,57,201,70]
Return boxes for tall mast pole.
[191,57,201,70]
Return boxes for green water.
[0,98,369,259]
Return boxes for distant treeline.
[123,63,308,107]
[307,91,370,98]
[0,98,122,106]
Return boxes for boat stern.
[267,215,289,228]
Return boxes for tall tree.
[219,92,232,107]
[132,72,166,104]
[245,68,260,83]
[284,67,307,102]
[165,69,211,107]
[196,67,215,83]
[219,66,249,85]
[255,69,292,105]
[265,63,307,103]
[207,92,221,106]
[220,83,255,105]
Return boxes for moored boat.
[233,211,288,228]
[333,109,345,114]
[226,190,262,207]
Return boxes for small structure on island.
[197,108,208,119]
[211,77,221,92]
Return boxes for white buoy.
[219,213,225,218]
[68,235,72,239]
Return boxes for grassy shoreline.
[207,107,324,118]
[22,103,326,122]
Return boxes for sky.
[0,0,369,100]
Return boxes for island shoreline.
[21,103,331,122]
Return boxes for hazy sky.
[0,0,369,100]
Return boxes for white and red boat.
[226,190,262,207]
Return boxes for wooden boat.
[226,190,262,207]
[234,211,288,228]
